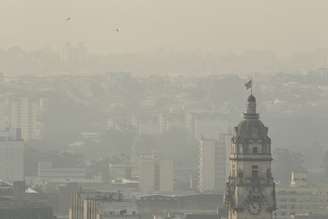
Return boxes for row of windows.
[232,144,271,154]
[232,164,272,178]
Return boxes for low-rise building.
[0,181,53,219]
[137,193,223,219]
[70,190,139,219]
[38,161,87,182]
[276,172,328,219]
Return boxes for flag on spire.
[244,80,252,90]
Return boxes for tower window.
[253,147,258,153]
[252,165,259,177]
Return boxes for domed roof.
[236,119,268,139]
[233,94,270,140]
[248,94,256,102]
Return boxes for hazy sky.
[1,0,328,54]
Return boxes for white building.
[199,135,226,193]
[0,128,24,182]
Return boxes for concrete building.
[159,111,186,133]
[70,190,139,219]
[0,128,24,182]
[0,181,53,219]
[138,155,175,193]
[133,113,161,136]
[159,160,175,192]
[109,163,133,181]
[225,94,276,219]
[187,111,229,139]
[138,155,157,193]
[292,214,328,219]
[276,172,328,219]
[199,136,226,193]
[9,96,43,141]
[137,193,223,219]
[37,161,87,183]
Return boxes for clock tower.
[225,94,276,219]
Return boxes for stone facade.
[225,95,276,219]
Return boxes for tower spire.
[225,86,275,219]
[244,80,258,119]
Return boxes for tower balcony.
[229,153,272,161]
[227,176,275,187]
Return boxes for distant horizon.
[2,0,328,55]
[3,43,328,58]
[1,43,328,76]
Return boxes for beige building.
[138,155,175,193]
[70,191,139,219]
[199,136,226,193]
[159,160,175,192]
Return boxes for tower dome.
[233,94,270,141]
[248,94,256,102]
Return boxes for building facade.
[276,172,328,219]
[225,94,276,219]
[199,136,226,193]
[9,96,43,141]
[0,128,24,182]
[70,191,139,219]
[138,155,175,193]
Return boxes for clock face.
[248,201,261,215]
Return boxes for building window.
[253,147,258,154]
[252,165,258,177]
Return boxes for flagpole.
[251,77,253,95]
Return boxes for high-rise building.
[9,96,43,141]
[138,155,175,193]
[159,160,175,192]
[187,111,230,139]
[199,135,226,193]
[225,94,276,219]
[138,155,157,193]
[0,128,24,182]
